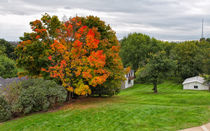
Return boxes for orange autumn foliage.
[41,17,111,95]
[17,14,125,97]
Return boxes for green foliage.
[0,55,17,78]
[17,86,50,114]
[90,83,121,97]
[120,33,162,71]
[3,79,66,115]
[2,82,22,106]
[120,33,210,82]
[0,39,16,59]
[14,79,67,114]
[198,41,210,74]
[16,40,49,76]
[171,41,209,79]
[0,44,6,55]
[203,74,210,89]
[136,51,175,93]
[0,96,12,122]
[81,16,112,40]
[17,14,61,77]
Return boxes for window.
[194,85,198,89]
[128,79,131,84]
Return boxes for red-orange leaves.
[111,45,120,52]
[41,16,111,96]
[35,35,40,39]
[82,69,92,80]
[18,40,32,48]
[73,40,83,47]
[78,26,87,34]
[48,56,52,61]
[86,29,99,49]
[88,50,106,68]
[64,22,73,37]
[90,74,109,87]
[50,40,67,54]
[75,33,82,39]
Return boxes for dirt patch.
[53,96,120,111]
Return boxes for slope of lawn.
[1,81,210,131]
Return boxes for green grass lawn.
[1,81,210,131]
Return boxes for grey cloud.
[1,0,210,41]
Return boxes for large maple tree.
[16,14,125,98]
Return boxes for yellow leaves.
[62,83,67,87]
[75,67,82,77]
[50,40,67,54]
[74,84,91,95]
[29,56,34,61]
[125,66,131,74]
[67,86,74,92]
[89,73,110,87]
[17,71,28,78]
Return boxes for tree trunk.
[66,91,71,102]
[153,80,158,93]
[98,87,102,97]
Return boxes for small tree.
[136,51,175,93]
[203,74,210,91]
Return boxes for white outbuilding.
[182,76,209,90]
[121,70,134,89]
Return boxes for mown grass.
[1,81,210,131]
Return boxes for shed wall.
[183,82,208,90]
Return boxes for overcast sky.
[1,0,210,41]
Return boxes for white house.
[121,70,134,89]
[182,76,208,90]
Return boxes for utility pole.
[201,19,204,38]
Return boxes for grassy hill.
[1,81,210,131]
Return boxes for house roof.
[0,77,27,93]
[182,76,205,85]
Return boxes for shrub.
[16,79,67,114]
[3,81,22,106]
[16,86,50,114]
[0,96,12,122]
[0,55,17,78]
[3,79,66,115]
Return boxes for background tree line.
[120,33,210,92]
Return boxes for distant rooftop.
[182,76,205,85]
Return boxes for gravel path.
[181,123,210,131]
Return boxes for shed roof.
[182,76,205,85]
